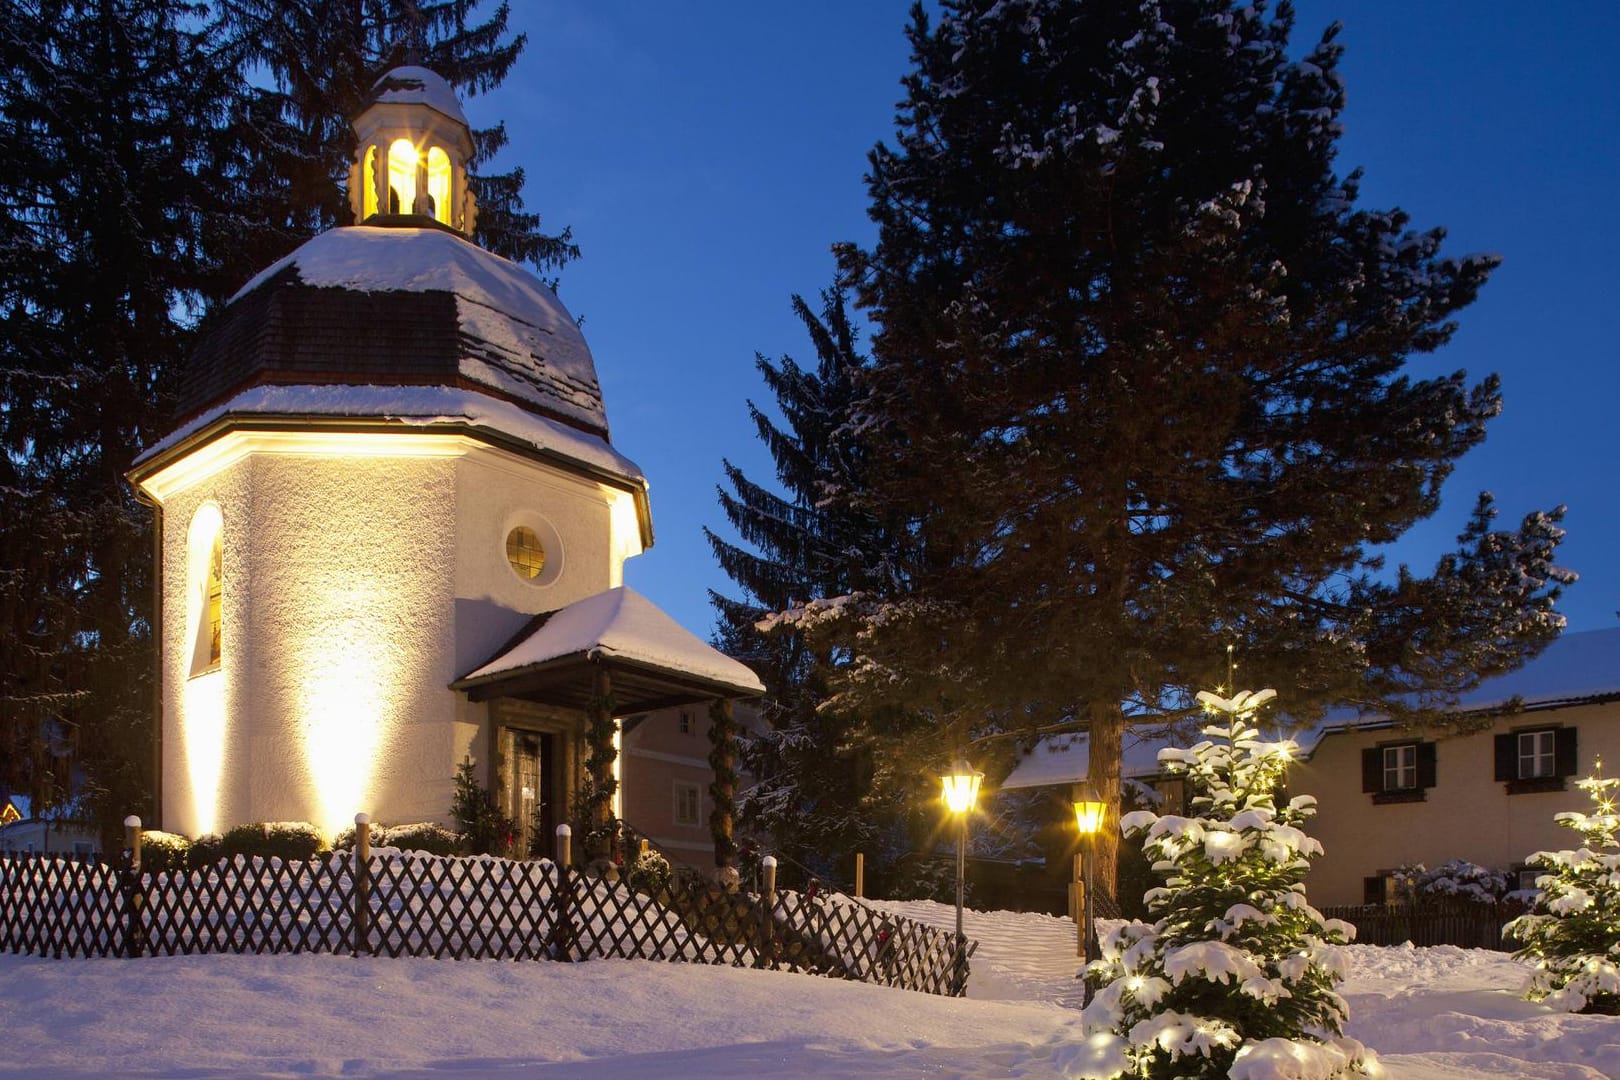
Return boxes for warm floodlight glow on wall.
[604,486,646,585]
[295,581,408,839]
[387,138,418,214]
[181,503,227,836]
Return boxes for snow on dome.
[461,586,766,695]
[221,226,608,435]
[368,65,468,127]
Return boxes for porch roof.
[452,586,764,712]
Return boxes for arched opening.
[426,146,451,225]
[362,144,378,219]
[187,504,224,676]
[387,138,418,216]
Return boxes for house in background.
[123,64,763,856]
[618,702,765,867]
[0,796,98,857]
[1002,626,1620,908]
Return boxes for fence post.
[854,852,864,899]
[352,813,371,957]
[756,855,777,969]
[551,824,573,961]
[122,816,144,959]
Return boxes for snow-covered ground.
[2,898,1616,1078]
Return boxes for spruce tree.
[212,0,575,290]
[793,0,1574,892]
[0,0,235,840]
[706,286,905,878]
[1075,689,1376,1080]
[1505,760,1620,1014]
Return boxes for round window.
[505,526,546,580]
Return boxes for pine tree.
[1504,760,1620,1014]
[1074,689,1377,1080]
[706,286,906,878]
[212,0,575,290]
[794,0,1574,893]
[0,0,235,842]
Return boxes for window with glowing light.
[362,145,378,219]
[426,146,451,224]
[387,138,418,214]
[505,526,546,580]
[187,504,224,676]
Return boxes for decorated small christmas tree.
[1072,689,1378,1080]
[1504,759,1620,1014]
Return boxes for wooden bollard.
[352,813,371,956]
[757,855,777,969]
[551,825,573,961]
[854,852,865,898]
[122,815,143,958]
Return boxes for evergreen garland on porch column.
[708,698,739,876]
[584,669,619,865]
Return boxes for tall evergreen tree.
[0,0,233,840]
[793,0,1574,892]
[212,0,574,291]
[706,287,905,878]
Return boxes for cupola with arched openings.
[348,65,479,234]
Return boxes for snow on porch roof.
[455,586,765,706]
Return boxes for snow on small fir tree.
[1072,689,1379,1080]
[1504,758,1620,1014]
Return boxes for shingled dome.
[173,226,609,437]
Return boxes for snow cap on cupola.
[349,64,478,234]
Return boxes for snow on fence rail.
[0,850,970,995]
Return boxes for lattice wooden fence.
[0,849,974,996]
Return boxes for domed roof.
[176,226,608,437]
[365,64,468,127]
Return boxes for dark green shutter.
[1555,727,1579,778]
[1417,742,1438,789]
[1494,734,1515,781]
[1362,748,1380,793]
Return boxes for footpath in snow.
[2,897,1618,1078]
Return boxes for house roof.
[172,226,608,436]
[453,586,765,711]
[1001,627,1620,788]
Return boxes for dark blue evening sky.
[472,2,1619,643]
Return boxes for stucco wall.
[155,435,638,841]
[1294,700,1620,907]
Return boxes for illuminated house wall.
[153,433,641,840]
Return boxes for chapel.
[127,65,763,862]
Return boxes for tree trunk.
[1088,699,1125,905]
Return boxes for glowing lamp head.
[1074,781,1107,836]
[941,761,983,815]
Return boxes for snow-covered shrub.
[139,829,190,873]
[187,833,224,869]
[1392,860,1511,905]
[385,822,461,855]
[219,821,325,860]
[1076,689,1379,1080]
[626,848,673,897]
[1504,762,1620,1014]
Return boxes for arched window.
[427,146,451,225]
[362,145,378,219]
[188,504,224,676]
[387,138,418,216]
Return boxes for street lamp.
[1073,781,1106,966]
[941,759,983,995]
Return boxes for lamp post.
[1073,781,1107,966]
[941,759,983,995]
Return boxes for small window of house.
[187,504,224,676]
[1516,867,1544,894]
[674,782,701,826]
[1495,727,1576,793]
[678,710,692,735]
[505,526,546,580]
[1363,874,1394,906]
[1362,741,1436,803]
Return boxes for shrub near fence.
[1320,902,1526,951]
[0,838,973,996]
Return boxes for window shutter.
[1417,742,1438,789]
[1494,734,1516,781]
[1556,727,1578,778]
[1362,748,1380,793]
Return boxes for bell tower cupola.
[348,64,479,235]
